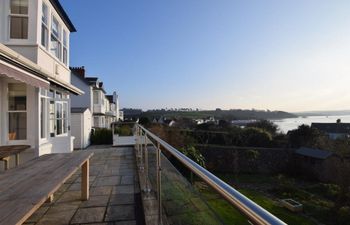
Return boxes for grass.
[195,182,317,225]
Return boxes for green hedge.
[91,128,113,145]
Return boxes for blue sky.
[61,0,350,112]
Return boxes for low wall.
[197,145,294,174]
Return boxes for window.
[93,116,99,127]
[63,30,68,65]
[8,83,27,140]
[41,3,49,48]
[55,101,68,135]
[40,97,47,139]
[93,91,99,104]
[51,16,61,59]
[49,100,55,137]
[9,0,29,39]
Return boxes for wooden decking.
[0,152,93,225]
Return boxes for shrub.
[115,125,133,136]
[91,128,112,145]
[180,145,206,168]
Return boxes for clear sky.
[60,0,350,112]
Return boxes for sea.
[272,115,350,134]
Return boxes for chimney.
[70,66,85,78]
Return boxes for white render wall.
[70,75,93,111]
[71,110,92,149]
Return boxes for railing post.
[156,141,162,225]
[139,129,144,171]
[143,135,151,194]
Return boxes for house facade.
[0,0,83,156]
[70,67,120,131]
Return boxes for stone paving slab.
[23,146,145,225]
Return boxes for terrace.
[15,123,286,225]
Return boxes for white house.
[0,0,83,156]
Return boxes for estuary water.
[273,115,350,134]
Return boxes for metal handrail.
[136,124,287,225]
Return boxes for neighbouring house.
[294,147,337,182]
[311,121,350,140]
[0,0,83,156]
[70,67,120,130]
[71,107,91,149]
[106,92,120,126]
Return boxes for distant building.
[311,121,350,140]
[294,147,337,182]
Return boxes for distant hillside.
[140,109,297,120]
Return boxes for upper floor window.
[51,16,61,59]
[63,30,68,65]
[9,0,28,39]
[41,3,49,48]
[93,91,100,104]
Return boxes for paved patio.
[23,146,145,225]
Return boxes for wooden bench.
[0,151,93,225]
[0,145,31,170]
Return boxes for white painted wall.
[70,74,93,111]
[71,109,91,149]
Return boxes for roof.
[311,123,350,134]
[71,107,89,113]
[0,44,83,95]
[295,147,333,159]
[49,0,76,32]
[71,69,90,86]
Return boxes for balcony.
[93,104,106,115]
[22,123,286,225]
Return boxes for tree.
[287,124,328,148]
[242,127,273,147]
[247,120,278,136]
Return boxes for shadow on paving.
[23,146,145,225]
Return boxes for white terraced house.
[0,0,83,156]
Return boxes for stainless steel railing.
[133,123,287,225]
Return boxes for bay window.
[51,16,61,59]
[8,83,27,140]
[10,0,29,39]
[41,3,49,48]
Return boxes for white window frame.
[50,15,62,60]
[9,0,29,40]
[41,2,49,49]
[63,29,68,65]
[8,83,27,141]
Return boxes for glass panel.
[93,91,99,104]
[41,24,48,47]
[10,16,28,39]
[160,152,223,225]
[49,101,55,137]
[41,98,46,139]
[9,112,27,140]
[63,47,68,65]
[63,102,68,133]
[48,90,54,98]
[50,35,61,58]
[11,0,28,14]
[56,119,62,135]
[8,83,26,111]
[51,16,60,38]
[42,3,48,24]
[56,92,62,99]
[63,30,67,46]
[56,102,62,119]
